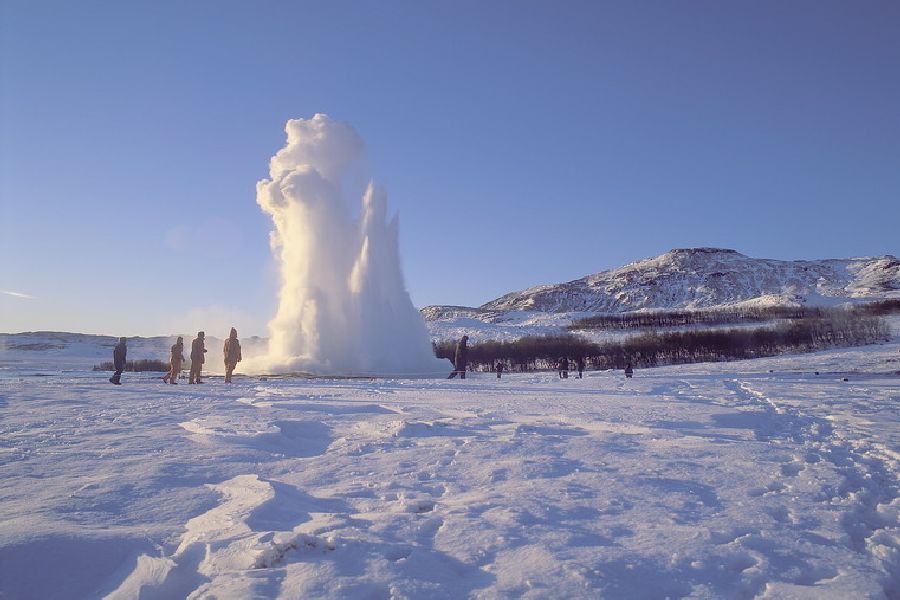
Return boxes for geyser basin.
[247,114,450,377]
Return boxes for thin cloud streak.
[2,290,35,300]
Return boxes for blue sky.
[1,0,898,336]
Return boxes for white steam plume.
[249,114,450,376]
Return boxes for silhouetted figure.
[189,331,207,384]
[496,361,505,379]
[558,356,569,379]
[109,337,127,385]
[624,362,633,379]
[576,356,585,379]
[448,335,469,379]
[163,337,185,384]
[223,327,242,383]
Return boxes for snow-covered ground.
[1,342,898,598]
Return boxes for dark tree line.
[568,301,900,331]
[93,359,170,372]
[853,299,900,317]
[437,313,890,372]
[435,336,593,372]
[569,307,823,330]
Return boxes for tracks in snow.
[724,377,900,597]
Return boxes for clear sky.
[2,0,898,337]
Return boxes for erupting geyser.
[251,114,450,376]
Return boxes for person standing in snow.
[624,362,633,379]
[495,361,505,379]
[109,337,127,385]
[223,327,242,383]
[558,356,569,379]
[448,335,469,379]
[189,331,207,384]
[575,356,585,379]
[162,336,185,384]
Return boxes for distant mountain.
[422,248,900,320]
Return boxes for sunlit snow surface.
[1,346,898,598]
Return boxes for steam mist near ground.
[246,114,450,376]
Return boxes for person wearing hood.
[163,337,185,384]
[223,327,242,383]
[448,335,469,379]
[189,331,207,384]
[109,337,127,385]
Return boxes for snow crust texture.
[1,343,898,598]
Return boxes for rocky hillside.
[423,248,900,320]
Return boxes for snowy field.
[1,345,898,598]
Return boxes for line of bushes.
[437,314,890,372]
[92,359,171,372]
[567,300,900,331]
[852,298,900,316]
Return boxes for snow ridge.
[424,248,900,319]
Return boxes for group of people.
[556,356,586,379]
[108,328,242,385]
[111,330,634,384]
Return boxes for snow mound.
[179,417,331,458]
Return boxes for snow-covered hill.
[422,249,900,340]
[428,248,900,318]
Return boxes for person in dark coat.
[575,356,585,379]
[163,336,185,384]
[558,356,569,379]
[189,331,207,384]
[448,335,469,379]
[624,362,634,378]
[223,327,242,383]
[495,361,505,379]
[109,337,127,385]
